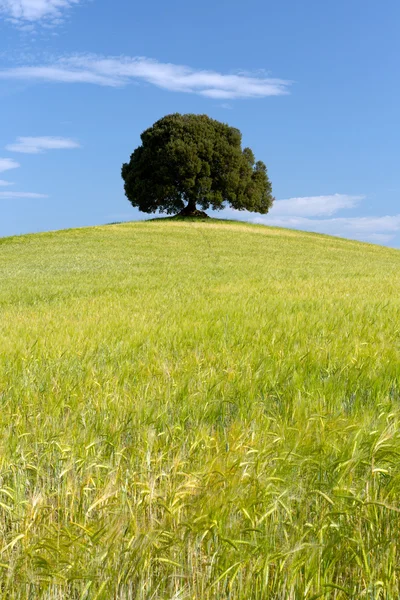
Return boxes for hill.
[1,219,400,598]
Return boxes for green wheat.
[0,219,400,599]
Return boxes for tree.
[121,113,274,217]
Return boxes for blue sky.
[1,0,399,246]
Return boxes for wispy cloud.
[254,214,400,244]
[219,195,400,246]
[0,158,20,173]
[6,136,80,154]
[0,191,48,198]
[271,194,364,217]
[0,179,13,186]
[0,0,84,26]
[0,54,292,99]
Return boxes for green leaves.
[121,113,274,215]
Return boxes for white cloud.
[0,54,291,99]
[0,158,20,173]
[252,214,400,244]
[0,0,83,25]
[6,136,80,154]
[364,233,397,244]
[0,191,48,198]
[270,194,364,217]
[0,179,13,186]
[218,196,400,246]
[255,214,400,234]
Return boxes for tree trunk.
[176,198,209,218]
[187,197,197,213]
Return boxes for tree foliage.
[122,113,274,216]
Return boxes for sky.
[0,0,399,246]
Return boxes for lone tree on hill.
[122,113,274,217]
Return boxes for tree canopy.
[122,113,274,217]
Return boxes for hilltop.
[1,219,400,598]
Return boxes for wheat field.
[1,219,400,598]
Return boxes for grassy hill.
[1,219,400,599]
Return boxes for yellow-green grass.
[1,219,400,599]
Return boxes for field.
[1,219,400,599]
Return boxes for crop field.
[1,219,400,599]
